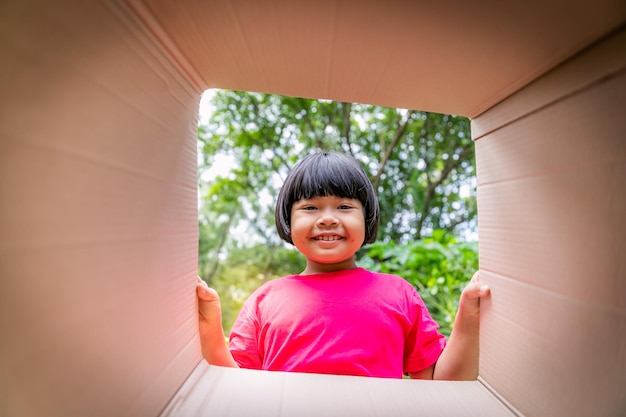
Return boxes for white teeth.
[316,235,341,241]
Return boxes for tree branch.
[432,142,473,191]
[340,102,354,155]
[372,110,415,191]
[445,212,468,232]
[417,140,473,239]
[207,212,237,283]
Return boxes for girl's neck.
[300,257,358,276]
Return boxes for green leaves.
[207,244,306,334]
[197,90,478,334]
[198,90,476,245]
[359,230,478,337]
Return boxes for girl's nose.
[317,209,339,226]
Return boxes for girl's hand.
[196,277,238,367]
[196,276,223,331]
[432,271,490,380]
[458,271,490,322]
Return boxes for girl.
[197,151,489,380]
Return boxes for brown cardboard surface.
[161,361,514,417]
[476,71,626,306]
[478,163,626,309]
[474,29,626,417]
[1,0,625,416]
[471,28,626,139]
[479,271,626,417]
[0,1,201,416]
[132,0,626,117]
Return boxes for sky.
[198,89,215,125]
[197,89,236,181]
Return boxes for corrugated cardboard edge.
[478,376,523,417]
[121,0,207,92]
[157,360,214,417]
[471,24,626,140]
[159,363,517,417]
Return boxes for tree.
[197,90,478,333]
[197,90,476,274]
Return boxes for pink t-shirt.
[228,267,446,379]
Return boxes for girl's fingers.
[478,284,490,297]
[467,271,489,296]
[462,281,490,301]
[197,280,220,302]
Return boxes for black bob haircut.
[275,151,380,245]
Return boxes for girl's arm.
[433,271,489,380]
[412,272,489,380]
[196,277,239,368]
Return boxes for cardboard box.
[1,1,624,416]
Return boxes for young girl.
[196,151,489,380]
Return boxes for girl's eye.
[302,206,317,210]
[339,205,352,210]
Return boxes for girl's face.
[290,195,365,275]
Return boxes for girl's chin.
[309,258,355,266]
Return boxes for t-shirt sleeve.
[228,301,263,369]
[403,290,447,374]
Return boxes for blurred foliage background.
[197,89,478,336]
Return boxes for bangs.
[275,152,380,245]
[289,156,368,202]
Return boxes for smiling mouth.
[313,235,343,241]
